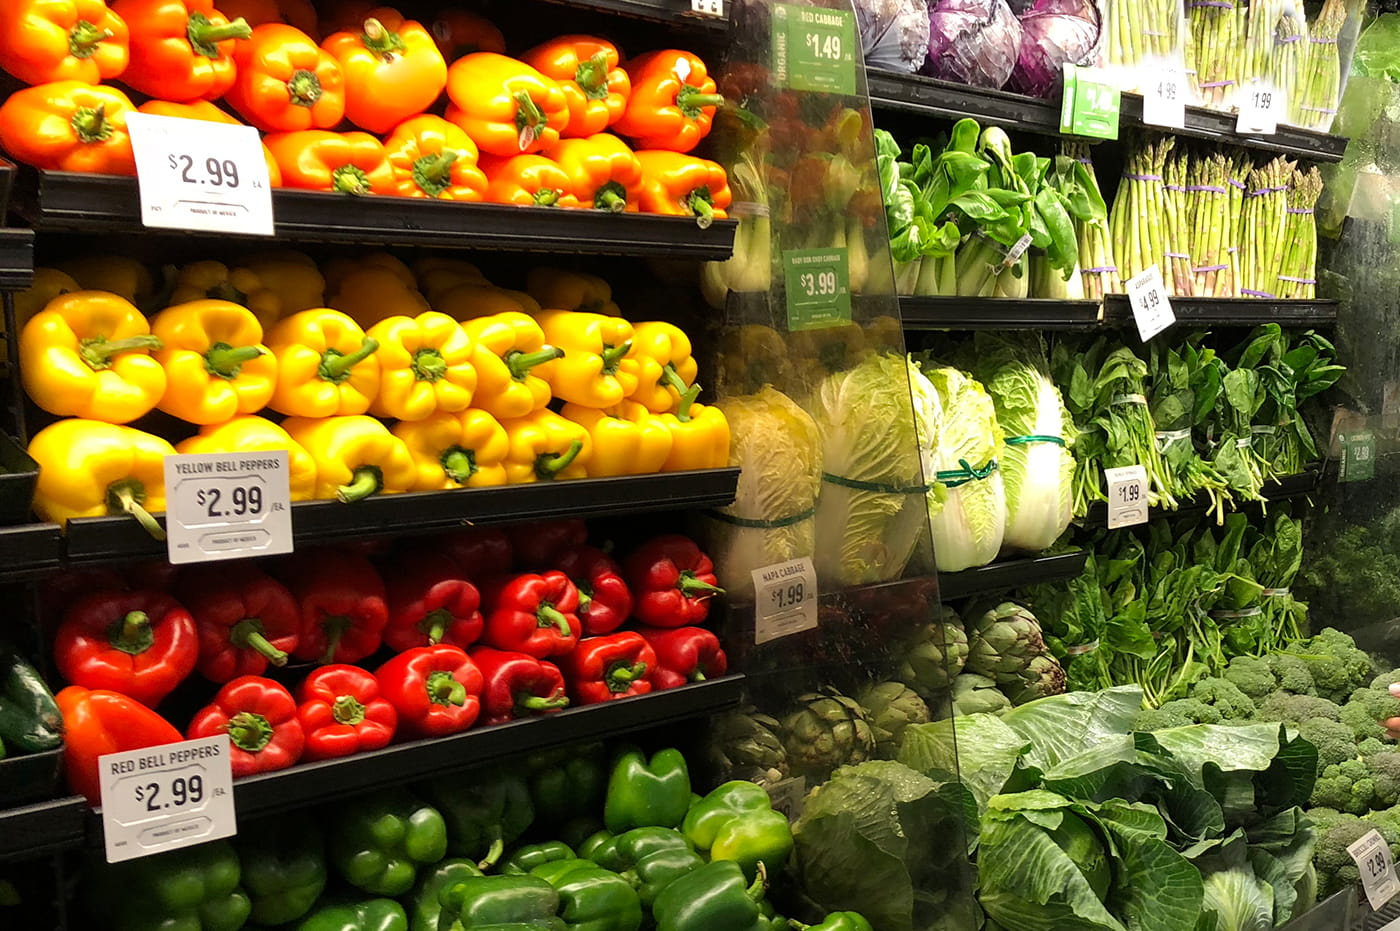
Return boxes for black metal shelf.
[61,468,740,565]
[537,0,727,27]
[939,550,1091,600]
[1104,295,1339,329]
[0,522,62,582]
[0,228,33,292]
[0,797,86,862]
[900,296,1101,330]
[1083,465,1321,526]
[12,171,738,259]
[1117,93,1349,163]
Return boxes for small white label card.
[127,112,274,236]
[1350,828,1400,910]
[1143,69,1187,129]
[164,451,293,565]
[690,0,724,17]
[1235,79,1282,135]
[1126,265,1176,342]
[99,735,236,863]
[751,557,818,645]
[1105,465,1149,529]
[767,776,807,823]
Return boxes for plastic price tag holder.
[1235,79,1281,135]
[1143,70,1187,129]
[1104,465,1149,529]
[1060,63,1120,140]
[164,451,294,564]
[1126,265,1176,341]
[127,112,274,236]
[690,0,724,16]
[782,248,851,332]
[751,557,818,645]
[1338,431,1376,483]
[767,776,807,823]
[99,735,236,863]
[770,2,857,95]
[1350,828,1400,910]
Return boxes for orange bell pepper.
[0,0,130,85]
[226,23,345,131]
[614,50,723,153]
[0,81,136,175]
[547,134,641,213]
[480,153,578,208]
[321,8,446,133]
[445,52,570,157]
[138,99,282,185]
[384,114,488,201]
[522,36,630,139]
[429,9,505,59]
[219,0,316,35]
[634,150,730,228]
[264,129,395,195]
[111,0,251,101]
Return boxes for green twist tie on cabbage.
[935,458,1000,489]
[703,506,817,529]
[1004,434,1066,447]
[821,472,933,495]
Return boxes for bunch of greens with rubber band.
[1145,337,1231,521]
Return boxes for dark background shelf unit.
[0,798,86,862]
[536,0,728,27]
[1103,296,1339,329]
[0,228,33,291]
[940,550,1091,601]
[899,296,1102,331]
[0,522,61,581]
[1083,466,1322,526]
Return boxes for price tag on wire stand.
[1126,265,1176,341]
[1350,828,1400,910]
[752,557,818,645]
[127,112,274,236]
[771,2,857,95]
[1105,465,1149,529]
[767,776,807,823]
[1143,70,1187,129]
[1235,79,1282,135]
[782,247,851,331]
[689,0,723,16]
[99,735,236,863]
[164,451,293,564]
[1060,62,1120,140]
[1338,430,1377,483]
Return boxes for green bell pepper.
[530,860,642,931]
[624,847,704,910]
[526,744,606,826]
[0,643,63,753]
[790,914,875,931]
[681,782,793,880]
[757,898,787,931]
[588,827,693,872]
[502,841,576,875]
[437,875,563,928]
[86,839,251,931]
[651,860,765,931]
[427,770,535,869]
[293,896,407,931]
[602,746,690,834]
[235,814,328,926]
[559,817,605,851]
[575,831,612,860]
[407,858,482,931]
[330,787,449,896]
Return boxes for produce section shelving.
[0,228,33,291]
[1083,466,1323,526]
[939,550,1092,601]
[1102,296,1339,329]
[0,522,62,582]
[0,797,87,862]
[899,296,1102,330]
[536,0,728,27]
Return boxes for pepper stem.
[504,345,564,381]
[675,84,726,119]
[286,69,323,108]
[678,570,724,597]
[607,661,648,692]
[426,670,467,706]
[419,608,453,644]
[226,711,275,752]
[575,51,611,100]
[321,615,351,663]
[477,836,506,871]
[336,465,384,503]
[537,603,572,637]
[512,90,546,143]
[661,364,702,422]
[532,187,563,207]
[109,611,154,655]
[332,693,366,725]
[600,341,631,373]
[107,481,166,541]
[687,188,716,229]
[359,17,406,60]
[413,151,460,198]
[186,12,251,58]
[331,164,372,195]
[69,21,112,58]
[412,347,447,382]
[207,280,248,304]
[441,446,477,485]
[70,104,113,144]
[79,334,163,370]
[749,861,768,900]
[594,183,628,213]
[518,691,570,712]
[229,618,288,666]
[534,439,583,480]
[204,342,265,379]
[319,337,379,382]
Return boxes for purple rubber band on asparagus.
[1241,288,1275,297]
[1084,267,1117,274]
[1194,264,1229,272]
[1286,207,1314,214]
[1227,179,1247,189]
[1185,185,1229,193]
[1124,173,1164,181]
[1278,34,1303,43]
[1310,36,1337,44]
[1200,80,1235,88]
[1167,252,1190,259]
[1277,275,1315,283]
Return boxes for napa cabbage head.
[921,363,1007,572]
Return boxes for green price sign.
[783,247,851,331]
[1060,63,1120,140]
[1339,431,1376,483]
[771,2,857,95]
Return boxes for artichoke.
[897,606,969,696]
[965,602,1048,683]
[951,673,1012,716]
[1003,653,1067,705]
[707,706,790,787]
[782,687,878,780]
[857,681,932,756]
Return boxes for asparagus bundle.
[1063,141,1122,299]
[1277,166,1322,299]
[1108,0,1188,92]
[1109,134,1174,286]
[1187,152,1235,297]
[1298,0,1345,131]
[1163,149,1196,296]
[1188,0,1241,109]
[1226,153,1249,294]
[1238,156,1293,298]
[1273,7,1309,126]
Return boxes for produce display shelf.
[12,171,739,259]
[0,522,63,582]
[1084,466,1321,526]
[939,550,1091,601]
[1104,295,1339,329]
[60,468,741,565]
[0,797,87,862]
[537,0,727,27]
[0,157,14,221]
[899,296,1102,330]
[0,227,33,292]
[866,72,1348,164]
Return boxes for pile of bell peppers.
[16,257,730,531]
[0,3,730,224]
[76,740,872,931]
[49,521,729,803]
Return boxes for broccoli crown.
[1365,805,1400,844]
[1298,718,1362,769]
[1373,669,1400,691]
[1348,685,1400,722]
[1223,654,1277,701]
[1305,806,1348,836]
[1312,812,1371,898]
[1369,753,1400,808]
[1257,691,1342,725]
[1298,629,1377,703]
[1265,653,1317,695]
[1360,737,1389,757]
[1133,698,1222,731]
[1340,699,1390,743]
[1310,759,1377,814]
[1189,677,1258,719]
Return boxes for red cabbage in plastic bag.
[856,0,931,74]
[1009,0,1103,97]
[923,0,1024,89]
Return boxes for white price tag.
[99,736,236,863]
[1350,828,1400,909]
[1105,465,1149,529]
[1126,265,1176,341]
[127,112,274,237]
[1235,79,1281,135]
[766,776,806,823]
[164,451,293,565]
[751,557,818,645]
[690,0,724,15]
[1143,70,1186,129]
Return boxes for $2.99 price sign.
[783,248,851,332]
[99,736,236,863]
[752,557,819,645]
[163,451,294,565]
[1349,828,1400,909]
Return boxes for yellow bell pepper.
[525,267,621,315]
[561,400,671,476]
[57,256,155,305]
[367,311,477,421]
[29,418,175,536]
[326,266,432,329]
[20,290,167,423]
[5,268,80,354]
[168,261,283,331]
[413,257,488,304]
[435,282,541,321]
[176,415,318,502]
[149,299,278,425]
[464,311,563,420]
[629,320,699,413]
[535,309,637,408]
[322,251,416,292]
[265,309,380,417]
[392,408,510,490]
[498,409,591,483]
[657,397,730,471]
[281,415,417,502]
[241,251,326,313]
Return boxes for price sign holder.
[1143,69,1187,129]
[1060,63,1120,140]
[1125,264,1176,341]
[782,247,851,332]
[771,2,857,95]
[766,776,807,823]
[1338,430,1377,483]
[751,557,818,645]
[1350,828,1400,910]
[99,735,236,863]
[1235,78,1281,135]
[127,112,274,237]
[689,0,723,16]
[164,451,294,565]
[1105,465,1149,529]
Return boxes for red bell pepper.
[382,549,484,652]
[508,518,586,568]
[469,647,569,725]
[177,564,300,682]
[482,571,581,659]
[57,685,184,804]
[375,644,484,738]
[277,549,389,664]
[439,526,513,576]
[54,589,198,708]
[40,567,126,620]
[623,534,723,627]
[187,675,304,776]
[296,664,396,761]
[554,545,632,636]
[560,632,655,706]
[638,626,727,689]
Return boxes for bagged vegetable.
[1009,0,1104,97]
[923,0,1024,88]
[856,0,933,73]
